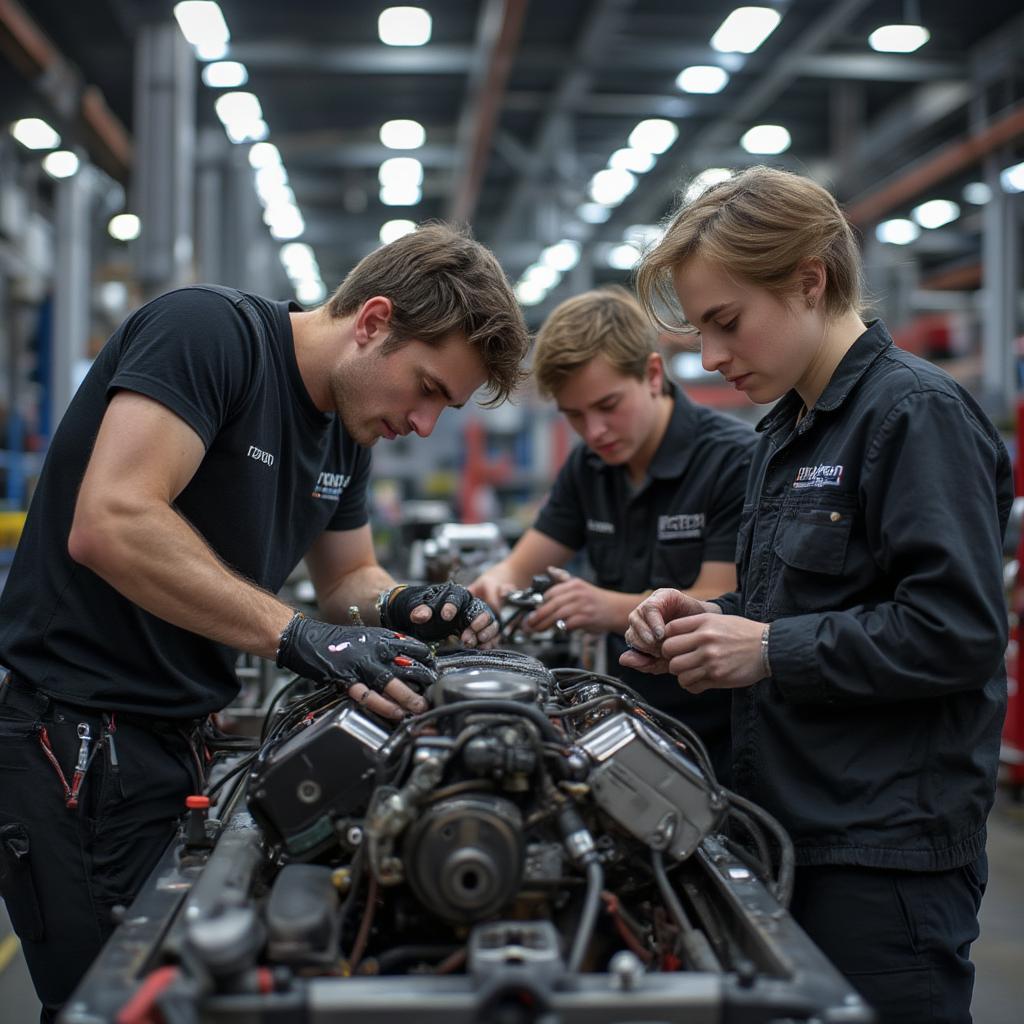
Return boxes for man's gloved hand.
[276,614,433,720]
[379,583,499,647]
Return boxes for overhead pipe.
[846,101,1024,226]
[0,0,133,180]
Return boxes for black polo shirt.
[715,320,1010,871]
[534,384,755,772]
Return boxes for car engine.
[62,648,874,1024]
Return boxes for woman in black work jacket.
[623,165,1010,1024]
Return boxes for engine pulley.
[403,795,524,924]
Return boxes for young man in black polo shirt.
[470,286,754,777]
[0,224,529,1020]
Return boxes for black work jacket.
[714,321,1011,871]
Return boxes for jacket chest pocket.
[769,506,854,614]
[651,540,703,589]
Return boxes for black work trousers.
[790,858,987,1024]
[0,677,201,1023]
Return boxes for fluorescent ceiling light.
[578,202,611,224]
[380,219,418,244]
[268,207,305,240]
[590,168,637,206]
[541,240,581,272]
[515,280,546,306]
[623,224,664,248]
[627,119,678,155]
[248,142,282,169]
[1000,161,1024,194]
[98,281,128,314]
[607,243,640,270]
[108,213,141,241]
[868,24,930,53]
[380,119,426,150]
[11,117,60,150]
[202,61,248,88]
[280,242,316,275]
[379,156,424,187]
[257,181,295,210]
[378,7,432,46]
[875,218,920,245]
[262,193,299,225]
[684,167,732,203]
[676,65,729,94]
[524,264,561,291]
[42,150,79,178]
[380,184,422,206]
[740,124,790,155]
[912,199,959,229]
[672,352,715,381]
[255,163,288,192]
[962,182,991,205]
[296,280,327,305]
[225,119,268,144]
[609,148,656,174]
[215,91,262,126]
[173,2,230,60]
[711,7,781,54]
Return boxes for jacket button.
[830,511,841,522]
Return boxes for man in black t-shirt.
[0,224,529,1020]
[470,287,754,779]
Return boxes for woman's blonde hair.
[635,165,864,333]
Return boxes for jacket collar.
[756,319,893,435]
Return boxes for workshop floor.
[2,793,1023,1022]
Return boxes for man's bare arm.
[68,391,294,658]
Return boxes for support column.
[51,167,93,427]
[981,152,1020,421]
[133,21,196,298]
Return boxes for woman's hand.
[660,613,767,694]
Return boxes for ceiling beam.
[493,0,634,245]
[505,91,699,119]
[598,0,873,238]
[448,0,528,224]
[0,0,132,178]
[796,53,965,82]
[228,42,478,75]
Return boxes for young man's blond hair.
[532,286,669,399]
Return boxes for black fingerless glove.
[276,614,436,693]
[378,583,495,642]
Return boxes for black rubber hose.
[651,850,721,972]
[722,788,795,906]
[568,858,604,973]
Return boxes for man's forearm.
[317,563,398,625]
[71,500,295,659]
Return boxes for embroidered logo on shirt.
[247,444,275,467]
[793,464,844,489]
[586,519,615,535]
[657,512,705,541]
[313,471,351,501]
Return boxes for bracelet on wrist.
[760,623,772,678]
[376,586,400,626]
